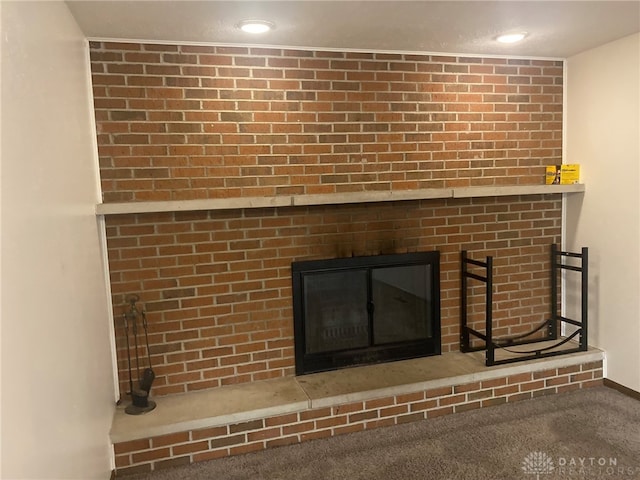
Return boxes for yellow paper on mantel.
[545,165,561,185]
[560,164,580,185]
[545,164,580,185]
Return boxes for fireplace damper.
[292,251,441,375]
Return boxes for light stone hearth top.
[96,184,585,215]
[110,347,602,443]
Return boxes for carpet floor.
[124,386,640,480]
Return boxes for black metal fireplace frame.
[292,251,441,375]
[460,244,588,366]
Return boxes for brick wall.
[106,197,561,397]
[91,43,562,202]
[90,43,564,398]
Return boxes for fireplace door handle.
[367,301,375,315]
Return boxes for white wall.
[1,1,115,478]
[565,33,640,392]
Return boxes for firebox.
[291,251,441,375]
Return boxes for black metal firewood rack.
[460,244,588,366]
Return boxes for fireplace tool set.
[122,294,156,415]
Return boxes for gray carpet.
[125,387,640,480]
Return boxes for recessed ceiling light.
[237,20,275,34]
[496,32,527,44]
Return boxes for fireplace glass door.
[292,251,440,375]
[304,269,369,354]
[372,265,432,344]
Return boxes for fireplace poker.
[123,294,156,415]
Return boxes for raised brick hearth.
[111,350,603,476]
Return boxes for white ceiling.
[67,1,640,58]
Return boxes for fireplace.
[291,251,441,374]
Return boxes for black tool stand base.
[125,389,156,415]
[125,400,156,415]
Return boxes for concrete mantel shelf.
[95,195,292,216]
[452,183,585,198]
[95,184,585,216]
[290,187,451,207]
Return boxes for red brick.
[333,402,364,415]
[172,441,209,455]
[558,365,581,375]
[114,438,150,455]
[508,373,533,384]
[362,418,395,430]
[570,372,593,382]
[379,405,409,418]
[557,383,581,394]
[454,401,481,413]
[230,442,264,456]
[131,447,171,463]
[114,454,131,468]
[300,430,332,442]
[314,413,348,429]
[520,380,545,392]
[300,407,332,421]
[428,406,454,418]
[454,381,481,394]
[439,394,466,406]
[193,449,229,463]
[532,388,557,398]
[481,397,507,407]
[191,426,228,441]
[349,410,378,423]
[155,456,191,470]
[493,385,520,399]
[581,378,604,388]
[266,413,299,427]
[266,436,300,448]
[247,427,282,442]
[480,377,507,389]
[97,43,563,395]
[151,432,190,448]
[397,412,426,424]
[545,375,570,387]
[115,464,152,476]
[364,397,395,409]
[410,399,438,412]
[333,424,365,436]
[209,434,246,449]
[426,386,453,398]
[581,361,603,371]
[467,389,494,401]
[533,368,557,379]
[508,392,533,402]
[283,421,315,435]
